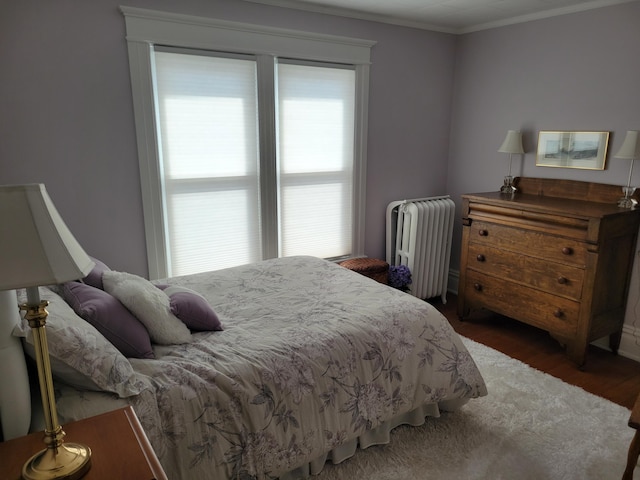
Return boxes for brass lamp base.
[22,443,91,480]
[20,296,91,480]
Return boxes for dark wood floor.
[430,293,640,410]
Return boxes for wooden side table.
[624,393,640,480]
[0,406,167,480]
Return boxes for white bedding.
[52,256,487,479]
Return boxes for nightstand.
[0,406,167,480]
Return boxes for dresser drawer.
[466,243,585,300]
[468,220,587,267]
[463,270,579,338]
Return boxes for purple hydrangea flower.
[389,265,412,290]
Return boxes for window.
[122,7,374,278]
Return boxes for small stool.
[339,258,389,284]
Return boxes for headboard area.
[0,289,33,441]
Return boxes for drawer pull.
[473,283,482,291]
[562,247,573,255]
[476,254,486,262]
[478,229,488,237]
[553,309,564,318]
[557,276,568,284]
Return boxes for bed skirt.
[280,398,469,479]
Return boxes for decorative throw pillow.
[82,257,111,290]
[102,271,192,345]
[61,282,154,359]
[159,285,223,331]
[13,287,143,398]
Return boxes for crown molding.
[241,0,637,34]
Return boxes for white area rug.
[315,337,636,480]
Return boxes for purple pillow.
[82,257,111,290]
[157,285,223,332]
[61,282,154,359]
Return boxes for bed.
[2,255,487,479]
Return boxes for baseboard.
[447,269,640,363]
[619,325,640,362]
[594,325,640,363]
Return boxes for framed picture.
[536,131,609,170]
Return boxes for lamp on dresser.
[498,130,525,194]
[615,130,640,209]
[0,184,95,480]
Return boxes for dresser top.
[463,177,640,220]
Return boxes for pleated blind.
[154,52,262,275]
[277,62,355,258]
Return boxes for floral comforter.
[62,256,487,479]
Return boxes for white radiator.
[385,196,455,303]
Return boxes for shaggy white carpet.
[314,337,637,480]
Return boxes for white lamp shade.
[614,130,640,159]
[0,184,94,290]
[498,130,524,154]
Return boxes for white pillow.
[102,271,192,345]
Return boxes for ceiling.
[243,0,634,33]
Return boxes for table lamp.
[498,130,524,194]
[614,130,640,208]
[0,184,95,480]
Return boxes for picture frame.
[536,131,609,170]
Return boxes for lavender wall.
[0,0,455,276]
[447,1,640,271]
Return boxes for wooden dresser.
[457,177,640,366]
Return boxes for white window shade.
[153,52,261,276]
[277,63,355,258]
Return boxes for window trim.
[121,6,375,279]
